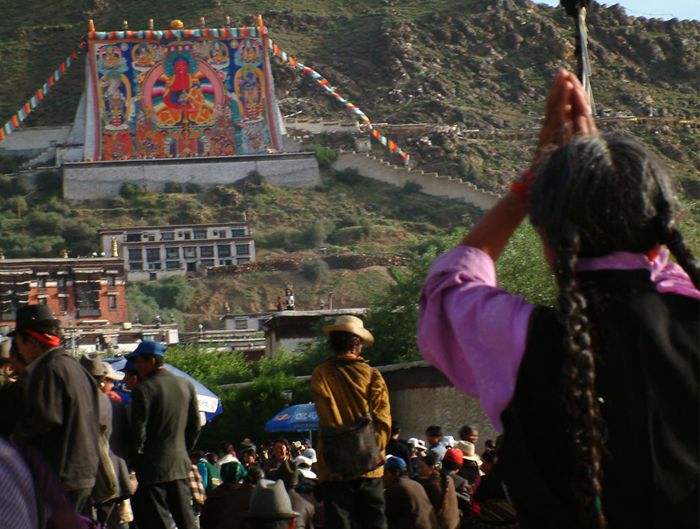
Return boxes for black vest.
[497,270,699,529]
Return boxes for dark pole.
[561,0,596,115]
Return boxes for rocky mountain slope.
[1,0,698,184]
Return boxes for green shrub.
[403,181,423,193]
[119,183,141,199]
[245,170,264,185]
[303,220,335,247]
[26,211,66,236]
[302,259,330,281]
[309,145,338,169]
[184,182,202,193]
[327,226,365,245]
[35,171,62,196]
[335,168,362,185]
[0,174,25,197]
[163,181,182,193]
[457,159,477,182]
[258,228,304,251]
[134,276,196,312]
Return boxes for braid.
[666,228,700,288]
[554,224,607,529]
[530,134,699,528]
[653,179,700,288]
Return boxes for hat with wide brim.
[80,355,107,378]
[102,361,125,381]
[241,479,300,519]
[322,315,374,347]
[7,305,60,337]
[455,441,482,462]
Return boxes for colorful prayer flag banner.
[0,46,82,143]
[267,37,410,165]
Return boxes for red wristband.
[510,169,535,204]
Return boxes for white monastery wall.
[63,153,321,200]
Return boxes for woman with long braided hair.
[418,70,699,529]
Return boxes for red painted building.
[0,257,128,327]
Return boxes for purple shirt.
[418,246,699,432]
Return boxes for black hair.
[481,449,497,465]
[391,422,401,436]
[272,438,290,450]
[387,466,407,478]
[458,424,479,440]
[530,135,699,529]
[328,331,361,354]
[425,425,443,438]
[421,451,440,469]
[245,466,264,485]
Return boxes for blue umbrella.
[104,357,223,422]
[265,403,319,432]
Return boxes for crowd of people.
[0,305,496,529]
[180,424,505,529]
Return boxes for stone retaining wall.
[205,253,409,276]
[63,152,321,200]
[333,151,500,211]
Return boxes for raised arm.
[461,69,596,261]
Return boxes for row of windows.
[128,244,250,262]
[19,295,118,312]
[34,276,118,288]
[124,228,247,243]
[130,258,249,270]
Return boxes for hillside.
[1,0,698,187]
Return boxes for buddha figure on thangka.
[94,34,276,160]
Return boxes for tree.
[363,223,555,365]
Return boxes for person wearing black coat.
[11,305,100,514]
[383,456,439,529]
[128,341,201,529]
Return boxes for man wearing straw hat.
[310,315,391,529]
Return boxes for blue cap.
[384,455,407,471]
[124,358,137,371]
[125,341,165,359]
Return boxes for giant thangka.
[83,27,283,161]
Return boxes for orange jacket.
[310,354,392,481]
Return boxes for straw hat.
[455,441,482,462]
[102,362,125,381]
[322,315,374,347]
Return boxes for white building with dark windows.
[98,222,255,281]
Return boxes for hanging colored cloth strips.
[267,37,411,165]
[0,45,83,143]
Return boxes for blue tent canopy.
[265,403,319,432]
[104,357,223,422]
